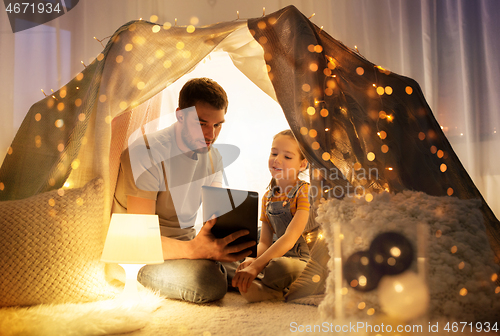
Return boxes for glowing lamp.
[101,214,164,297]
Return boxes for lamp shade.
[101,213,164,264]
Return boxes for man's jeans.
[138,259,237,303]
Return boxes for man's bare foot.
[240,280,283,303]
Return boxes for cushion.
[0,178,115,307]
[317,191,500,322]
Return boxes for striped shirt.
[260,183,310,226]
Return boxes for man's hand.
[189,216,255,262]
[232,261,264,293]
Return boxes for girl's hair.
[268,129,307,191]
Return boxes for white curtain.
[1,0,499,216]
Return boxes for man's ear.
[175,107,184,123]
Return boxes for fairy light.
[237,11,239,19]
[309,13,316,19]
[41,89,47,96]
[81,60,86,68]
[93,36,105,48]
[263,7,265,16]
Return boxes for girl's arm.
[257,221,273,257]
[236,221,273,270]
[232,209,309,292]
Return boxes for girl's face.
[268,135,307,182]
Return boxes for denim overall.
[266,181,310,260]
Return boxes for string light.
[93,36,105,48]
[263,7,265,16]
[41,89,47,97]
[237,11,239,19]
[81,60,86,68]
[308,13,316,19]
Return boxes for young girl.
[232,129,310,302]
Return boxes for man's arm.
[126,195,254,261]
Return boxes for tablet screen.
[202,186,258,258]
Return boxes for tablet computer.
[201,186,259,258]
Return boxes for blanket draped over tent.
[0,3,499,294]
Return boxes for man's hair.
[178,77,228,112]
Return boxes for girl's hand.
[232,263,264,293]
[237,257,255,271]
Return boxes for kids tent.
[0,5,498,319]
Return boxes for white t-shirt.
[113,124,223,240]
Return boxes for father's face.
[180,102,225,154]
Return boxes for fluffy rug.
[0,290,320,336]
[0,289,164,336]
[317,190,500,322]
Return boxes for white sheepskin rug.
[317,190,500,322]
[0,289,164,336]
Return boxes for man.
[113,78,253,303]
